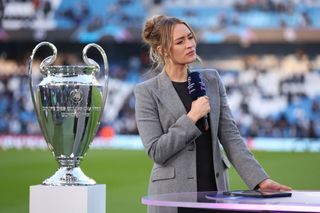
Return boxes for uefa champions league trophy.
[28,42,109,185]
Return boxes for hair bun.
[142,15,166,43]
[142,20,154,43]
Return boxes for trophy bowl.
[28,42,109,186]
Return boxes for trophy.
[28,42,109,185]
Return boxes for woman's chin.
[185,57,197,64]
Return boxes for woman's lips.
[186,50,195,56]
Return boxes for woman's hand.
[258,178,292,191]
[187,96,210,124]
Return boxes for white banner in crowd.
[0,135,320,152]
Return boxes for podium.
[29,184,106,213]
[142,190,320,212]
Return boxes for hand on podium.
[258,178,292,191]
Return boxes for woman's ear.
[157,46,168,57]
[156,46,162,55]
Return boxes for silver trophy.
[28,42,109,185]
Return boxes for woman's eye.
[176,41,183,45]
[188,36,194,40]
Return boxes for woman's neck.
[165,64,188,82]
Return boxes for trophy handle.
[82,43,109,111]
[28,42,57,128]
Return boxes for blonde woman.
[134,15,291,213]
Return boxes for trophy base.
[42,166,96,186]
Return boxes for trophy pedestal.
[29,184,106,213]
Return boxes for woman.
[134,15,291,213]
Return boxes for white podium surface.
[29,184,106,213]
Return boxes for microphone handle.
[194,96,209,131]
[199,95,209,131]
[203,114,209,131]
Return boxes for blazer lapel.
[154,70,186,120]
[201,72,220,137]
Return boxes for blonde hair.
[142,15,198,70]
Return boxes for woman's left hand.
[258,178,292,191]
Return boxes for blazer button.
[216,172,219,178]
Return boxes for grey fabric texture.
[134,69,269,213]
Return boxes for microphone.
[187,71,209,131]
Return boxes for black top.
[172,81,217,192]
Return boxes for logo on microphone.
[187,71,206,100]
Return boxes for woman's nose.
[186,39,195,48]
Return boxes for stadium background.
[1,0,320,212]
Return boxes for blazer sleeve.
[134,83,201,166]
[215,71,269,189]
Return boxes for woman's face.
[168,23,197,65]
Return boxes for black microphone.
[187,71,209,131]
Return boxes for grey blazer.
[134,69,269,213]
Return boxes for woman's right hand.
[258,178,292,191]
[187,96,210,124]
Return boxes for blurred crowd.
[0,49,320,138]
[208,50,320,138]
[1,0,320,42]
[160,0,320,43]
